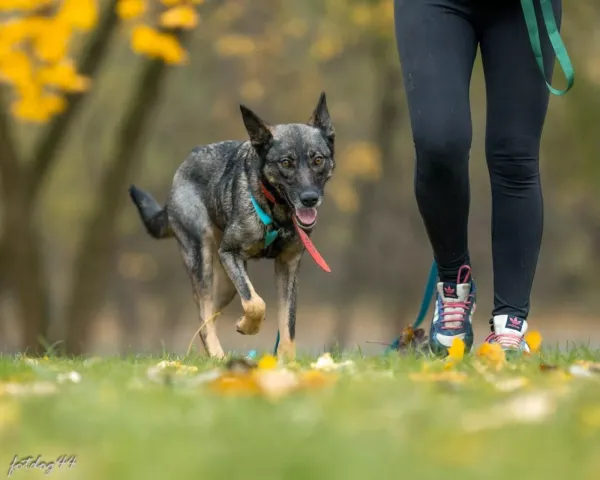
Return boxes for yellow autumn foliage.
[131,25,187,64]
[57,0,98,32]
[160,4,198,29]
[476,343,506,371]
[116,0,147,21]
[215,34,256,57]
[0,0,200,122]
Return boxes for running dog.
[129,93,335,360]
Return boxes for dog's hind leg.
[218,248,266,336]
[173,223,229,359]
[274,251,302,361]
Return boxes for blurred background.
[0,0,598,356]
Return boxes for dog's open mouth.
[294,208,317,229]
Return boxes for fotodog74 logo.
[7,454,77,476]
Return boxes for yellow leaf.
[240,79,264,102]
[116,0,146,20]
[215,34,256,57]
[281,18,308,39]
[476,343,506,370]
[351,4,372,27]
[0,51,33,85]
[57,0,98,31]
[447,337,465,362]
[209,374,260,396]
[409,370,467,384]
[38,61,90,92]
[131,24,157,55]
[257,354,277,370]
[11,96,48,123]
[0,17,43,47]
[524,331,542,353]
[33,19,71,63]
[253,369,300,400]
[131,26,187,64]
[329,181,359,213]
[160,5,198,29]
[155,33,187,64]
[339,142,382,180]
[309,34,343,62]
[40,93,66,116]
[0,0,52,11]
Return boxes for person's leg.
[394,0,478,356]
[395,0,478,283]
[478,0,561,349]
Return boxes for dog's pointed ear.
[307,92,335,143]
[240,104,273,150]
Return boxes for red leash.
[260,184,331,273]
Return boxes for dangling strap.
[520,0,574,96]
[250,195,278,247]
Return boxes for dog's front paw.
[236,296,266,335]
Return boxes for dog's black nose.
[299,191,319,208]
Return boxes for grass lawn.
[0,346,599,480]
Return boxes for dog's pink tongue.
[295,208,317,225]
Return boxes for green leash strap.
[520,0,574,96]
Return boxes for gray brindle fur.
[129,93,335,360]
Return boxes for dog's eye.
[280,158,292,169]
[313,156,323,166]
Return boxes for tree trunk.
[0,99,49,354]
[65,33,186,355]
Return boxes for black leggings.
[394,0,561,319]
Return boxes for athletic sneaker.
[429,265,476,357]
[484,315,530,353]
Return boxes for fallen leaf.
[493,377,530,392]
[569,363,597,378]
[57,371,81,384]
[462,392,556,432]
[448,337,465,361]
[524,331,542,353]
[253,369,300,400]
[310,353,354,372]
[445,337,466,369]
[257,355,278,370]
[147,360,198,383]
[476,343,506,370]
[390,326,428,353]
[208,373,261,396]
[409,370,468,384]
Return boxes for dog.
[129,92,335,360]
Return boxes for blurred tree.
[0,0,201,353]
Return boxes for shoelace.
[484,332,523,349]
[440,265,474,330]
[440,298,472,330]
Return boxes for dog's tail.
[128,185,173,239]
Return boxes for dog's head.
[240,92,335,231]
